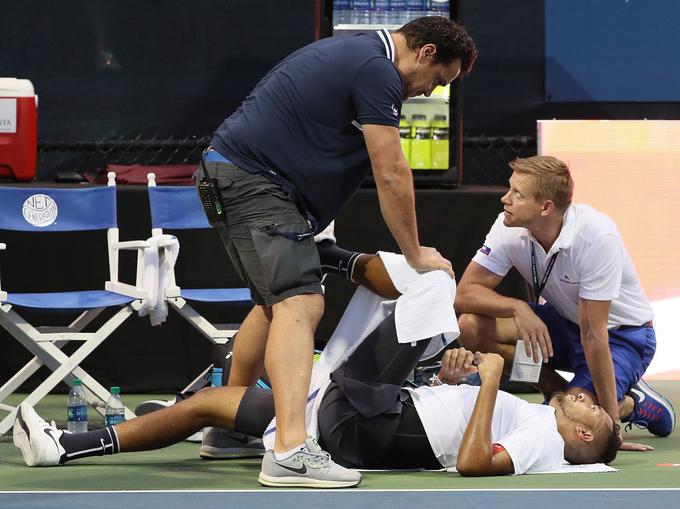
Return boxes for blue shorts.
[531,303,656,400]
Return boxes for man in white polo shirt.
[455,155,675,445]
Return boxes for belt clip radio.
[197,150,224,223]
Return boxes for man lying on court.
[14,249,619,483]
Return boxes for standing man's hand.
[407,246,455,278]
[512,302,553,364]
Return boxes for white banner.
[0,98,17,133]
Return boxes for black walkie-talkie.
[197,150,225,223]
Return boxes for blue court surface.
[2,489,680,509]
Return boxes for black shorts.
[205,161,323,307]
[234,378,440,470]
[316,315,440,470]
[317,376,440,470]
[235,314,441,470]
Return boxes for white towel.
[263,252,459,449]
[137,234,179,326]
[379,251,459,355]
[446,462,618,475]
[359,462,617,474]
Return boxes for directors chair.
[146,173,251,344]
[0,173,150,434]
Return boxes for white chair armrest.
[113,240,151,250]
[157,238,177,248]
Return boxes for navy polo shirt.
[211,29,404,231]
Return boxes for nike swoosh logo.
[631,388,645,403]
[44,428,60,450]
[276,461,307,475]
[17,410,30,441]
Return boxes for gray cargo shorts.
[203,161,323,307]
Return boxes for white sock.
[274,442,306,461]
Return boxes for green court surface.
[1,382,679,492]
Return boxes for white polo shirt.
[407,384,565,474]
[472,204,654,328]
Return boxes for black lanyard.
[530,243,558,304]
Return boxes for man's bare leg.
[22,386,253,465]
[457,313,567,395]
[352,254,401,300]
[458,313,637,417]
[228,305,272,386]
[267,293,324,453]
[118,386,248,451]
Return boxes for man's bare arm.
[456,352,514,476]
[363,124,453,277]
[578,299,619,425]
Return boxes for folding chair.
[0,173,150,434]
[146,173,251,344]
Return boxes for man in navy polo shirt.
[201,16,477,487]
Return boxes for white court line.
[2,488,680,494]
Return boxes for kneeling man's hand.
[513,302,553,364]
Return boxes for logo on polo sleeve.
[22,194,58,227]
[479,245,492,255]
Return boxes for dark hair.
[598,423,622,465]
[565,423,621,465]
[396,16,477,76]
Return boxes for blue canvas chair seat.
[5,290,136,311]
[179,288,251,304]
[0,174,150,434]
[146,174,251,343]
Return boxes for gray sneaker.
[258,437,361,488]
[199,427,265,459]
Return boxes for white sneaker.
[13,403,65,467]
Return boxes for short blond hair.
[509,156,574,210]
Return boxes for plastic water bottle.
[405,0,426,21]
[333,0,351,25]
[410,114,432,169]
[351,0,372,24]
[388,0,407,25]
[67,379,88,433]
[429,0,449,17]
[211,366,223,388]
[104,387,126,427]
[430,114,449,170]
[399,114,412,163]
[372,0,390,25]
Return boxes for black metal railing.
[35,134,536,185]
